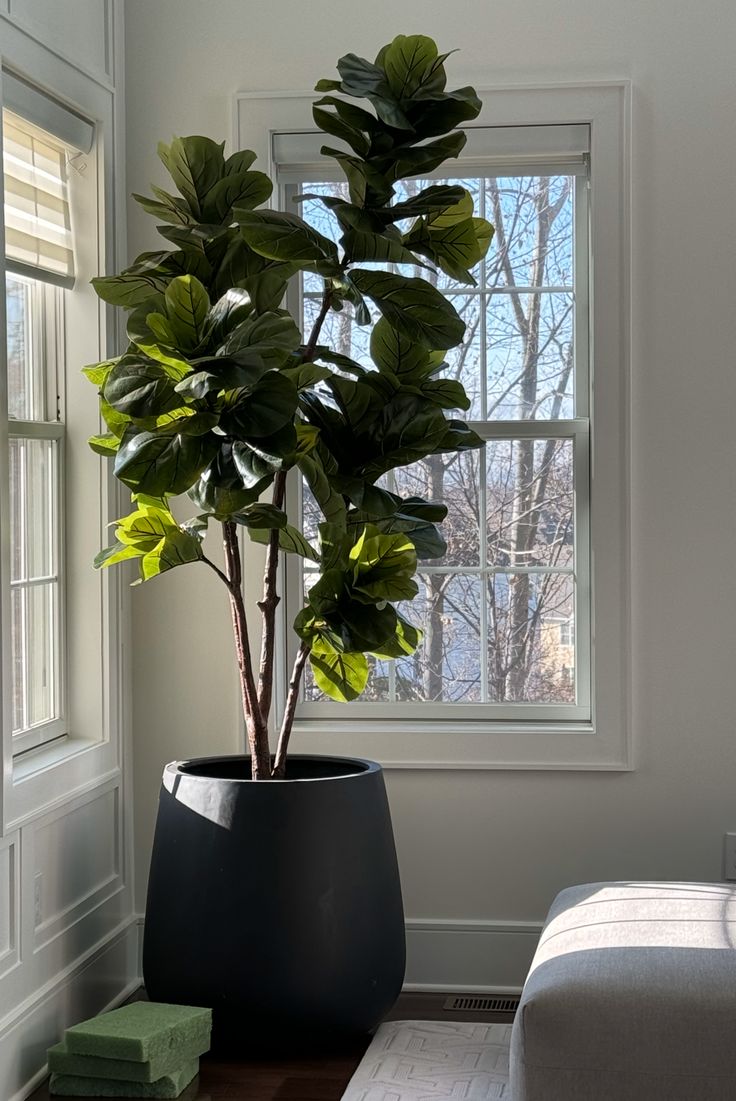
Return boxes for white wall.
[124,0,736,988]
[0,4,137,1097]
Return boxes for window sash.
[278,160,592,727]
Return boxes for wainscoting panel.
[0,832,19,978]
[404,918,543,993]
[5,0,113,83]
[31,784,121,950]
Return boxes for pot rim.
[166,753,381,783]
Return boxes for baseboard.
[3,917,140,1101]
[404,918,542,992]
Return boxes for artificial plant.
[85,35,493,779]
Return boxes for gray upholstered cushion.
[510,881,736,1101]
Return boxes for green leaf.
[94,541,141,570]
[309,642,368,702]
[404,87,482,139]
[100,398,131,439]
[312,103,370,158]
[114,427,218,496]
[388,185,467,222]
[162,275,210,350]
[88,433,120,457]
[335,52,411,130]
[223,371,298,437]
[235,209,339,265]
[116,501,177,551]
[392,132,467,180]
[224,149,258,175]
[141,527,203,580]
[297,448,346,525]
[132,188,192,226]
[369,317,435,378]
[188,444,272,519]
[158,135,225,218]
[351,269,465,349]
[92,273,170,309]
[341,228,432,269]
[371,615,422,659]
[103,358,182,418]
[350,526,418,602]
[235,503,287,529]
[383,35,447,100]
[249,524,319,560]
[420,378,471,411]
[202,170,273,223]
[223,310,301,369]
[282,362,333,389]
[82,359,117,387]
[313,347,367,377]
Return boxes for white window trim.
[0,41,129,827]
[234,82,632,770]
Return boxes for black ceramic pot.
[142,755,405,1048]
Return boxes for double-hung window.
[236,84,630,768]
[2,82,93,757]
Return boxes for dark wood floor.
[30,992,515,1101]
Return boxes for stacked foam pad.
[48,1002,212,1098]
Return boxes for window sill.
[6,733,120,830]
[288,717,632,771]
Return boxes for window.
[2,87,93,758]
[237,83,630,768]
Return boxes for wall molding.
[1,917,139,1101]
[404,917,542,993]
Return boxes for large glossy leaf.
[391,131,467,180]
[249,524,319,560]
[159,275,211,350]
[141,527,203,581]
[158,136,225,218]
[404,86,482,139]
[419,377,471,411]
[132,187,192,226]
[297,448,346,525]
[282,362,333,390]
[387,184,466,222]
[312,103,370,158]
[309,642,368,702]
[350,527,418,602]
[114,426,218,496]
[370,615,422,659]
[223,372,298,437]
[383,35,448,100]
[335,53,411,130]
[235,209,339,265]
[341,227,431,269]
[351,270,464,349]
[370,317,437,379]
[202,170,273,223]
[188,444,271,519]
[104,358,182,418]
[222,310,301,369]
[313,95,383,136]
[92,272,171,309]
[88,433,121,457]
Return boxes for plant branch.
[201,553,234,592]
[304,287,333,362]
[257,470,286,726]
[272,641,310,778]
[223,521,271,779]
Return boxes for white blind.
[3,110,76,288]
[274,122,591,183]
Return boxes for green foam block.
[49,1057,198,1097]
[64,1003,211,1062]
[48,1033,209,1083]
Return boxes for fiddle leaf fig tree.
[86,35,493,780]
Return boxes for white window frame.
[234,82,631,770]
[0,43,128,828]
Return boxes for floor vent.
[443,994,521,1014]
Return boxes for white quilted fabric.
[342,1020,511,1100]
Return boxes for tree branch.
[271,641,310,778]
[223,521,271,779]
[257,470,286,726]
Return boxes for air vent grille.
[443,994,521,1013]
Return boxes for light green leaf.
[249,524,319,560]
[309,641,369,702]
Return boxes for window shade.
[3,110,76,288]
[273,122,591,183]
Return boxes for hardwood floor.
[29,992,515,1100]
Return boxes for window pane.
[9,437,58,581]
[486,292,574,419]
[486,438,573,569]
[6,273,47,420]
[393,452,481,567]
[11,581,59,732]
[488,571,575,703]
[303,295,374,368]
[485,176,574,289]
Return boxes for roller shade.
[3,109,78,288]
[274,122,591,183]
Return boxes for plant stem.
[304,287,333,362]
[222,521,271,779]
[272,641,310,778]
[257,469,286,726]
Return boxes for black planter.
[142,755,405,1047]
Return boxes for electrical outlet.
[33,873,43,926]
[723,834,736,880]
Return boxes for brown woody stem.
[222,521,271,779]
[272,641,310,778]
[257,469,287,726]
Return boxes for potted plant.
[86,35,492,1042]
